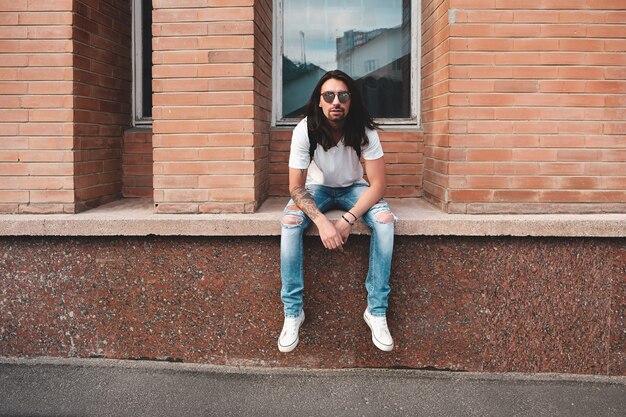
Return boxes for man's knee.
[282,205,304,225]
[283,214,303,225]
[375,210,395,224]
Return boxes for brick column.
[0,0,131,213]
[152,0,270,213]
[0,1,75,213]
[252,0,272,206]
[421,0,452,211]
[423,0,626,214]
[73,0,132,210]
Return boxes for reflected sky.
[284,0,403,70]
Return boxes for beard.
[327,107,346,122]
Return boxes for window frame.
[132,0,152,127]
[272,0,421,127]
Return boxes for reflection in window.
[364,59,378,73]
[281,0,411,120]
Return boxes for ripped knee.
[283,214,303,225]
[375,210,395,224]
[282,205,304,225]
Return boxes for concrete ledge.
[0,197,624,237]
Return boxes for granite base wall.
[1,236,624,376]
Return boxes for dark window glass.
[282,0,411,119]
[141,0,152,118]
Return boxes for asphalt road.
[0,358,624,417]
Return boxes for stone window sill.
[0,198,623,237]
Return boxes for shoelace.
[283,317,301,331]
[371,316,390,335]
[372,316,387,325]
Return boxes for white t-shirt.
[288,118,384,187]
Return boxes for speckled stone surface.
[611,247,626,375]
[0,236,624,375]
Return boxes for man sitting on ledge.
[278,70,397,353]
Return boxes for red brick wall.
[152,0,262,213]
[0,0,131,213]
[252,0,272,205]
[122,128,153,198]
[2,1,624,214]
[422,0,452,210]
[0,0,75,213]
[73,0,132,210]
[423,0,626,213]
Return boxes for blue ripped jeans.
[280,183,396,318]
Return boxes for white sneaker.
[364,308,394,352]
[278,311,305,353]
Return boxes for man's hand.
[317,216,345,251]
[334,216,352,245]
[289,168,345,251]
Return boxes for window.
[364,59,378,73]
[273,0,419,125]
[132,0,152,126]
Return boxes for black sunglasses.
[321,91,351,104]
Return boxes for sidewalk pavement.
[1,357,624,417]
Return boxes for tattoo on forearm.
[290,186,321,221]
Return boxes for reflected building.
[336,27,410,118]
[279,0,412,120]
[282,56,327,118]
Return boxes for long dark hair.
[305,70,379,153]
